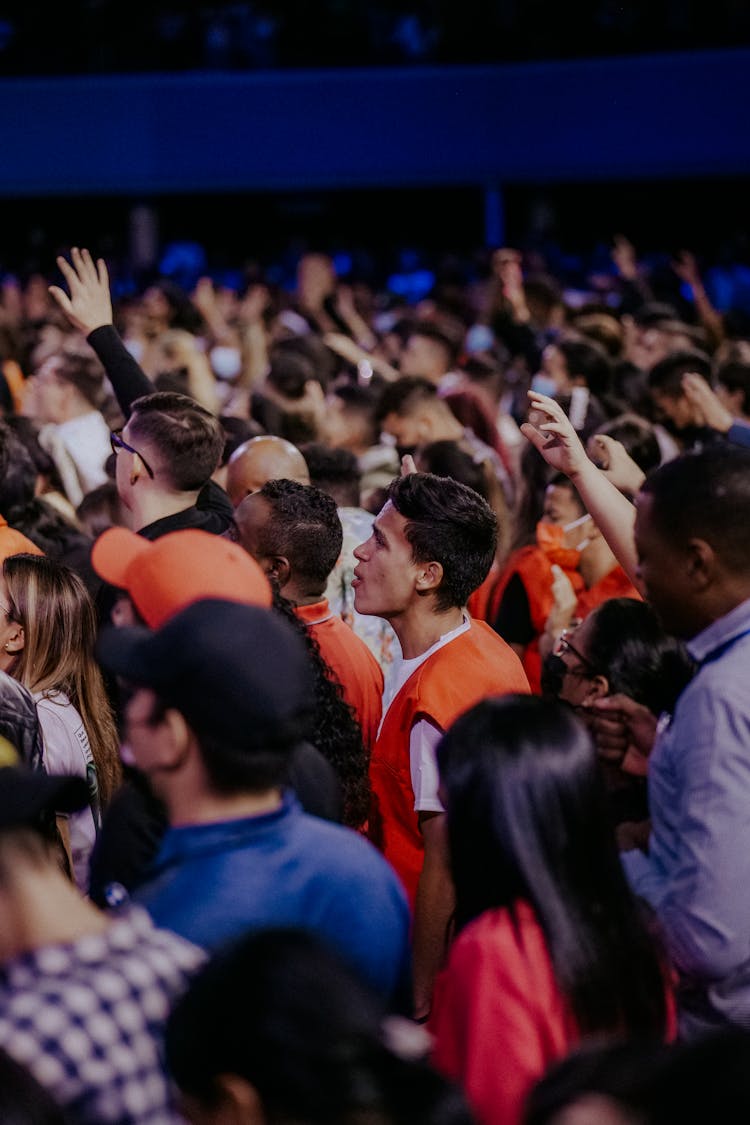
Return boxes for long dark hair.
[272,591,370,829]
[166,928,472,1125]
[583,598,694,717]
[438,694,669,1037]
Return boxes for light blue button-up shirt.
[623,597,750,1032]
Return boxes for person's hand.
[588,433,646,495]
[672,249,703,291]
[48,247,113,335]
[587,693,658,764]
[682,371,733,433]
[491,248,529,320]
[238,283,271,326]
[192,276,220,318]
[158,328,202,367]
[611,234,639,281]
[401,454,418,476]
[520,391,592,480]
[545,565,579,638]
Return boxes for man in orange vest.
[353,471,529,1019]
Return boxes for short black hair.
[583,598,694,717]
[556,338,613,397]
[648,350,712,397]
[129,391,224,491]
[166,928,472,1125]
[332,383,379,447]
[376,376,437,426]
[716,361,750,417]
[593,413,662,475]
[300,443,361,509]
[417,440,489,501]
[387,472,497,611]
[259,479,343,591]
[641,445,750,574]
[407,321,462,367]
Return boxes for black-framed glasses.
[553,630,599,679]
[110,430,155,479]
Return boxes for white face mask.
[210,346,243,381]
[563,512,593,552]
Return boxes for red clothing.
[369,621,529,903]
[488,547,583,693]
[466,560,501,622]
[430,903,577,1125]
[489,551,640,694]
[575,565,641,618]
[295,599,384,752]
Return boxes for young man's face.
[650,389,695,432]
[352,501,424,620]
[634,493,697,639]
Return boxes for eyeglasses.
[553,630,599,679]
[110,431,155,479]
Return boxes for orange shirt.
[295,599,384,752]
[488,546,583,693]
[0,516,43,563]
[370,620,530,904]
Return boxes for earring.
[3,643,10,652]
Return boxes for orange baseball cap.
[91,527,272,628]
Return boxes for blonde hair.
[3,554,121,807]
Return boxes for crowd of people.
[0,231,749,1123]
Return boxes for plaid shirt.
[0,905,205,1123]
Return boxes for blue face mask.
[531,373,558,398]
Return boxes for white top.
[381,615,471,814]
[57,411,111,492]
[35,691,98,893]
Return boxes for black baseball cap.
[97,598,315,751]
[0,767,89,830]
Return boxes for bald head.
[226,435,310,507]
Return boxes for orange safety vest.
[369,620,530,905]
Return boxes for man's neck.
[166,787,284,828]
[390,604,465,660]
[579,538,618,589]
[1,869,110,960]
[128,488,201,532]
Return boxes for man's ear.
[685,538,716,591]
[4,624,24,655]
[583,674,609,705]
[155,707,193,771]
[267,556,291,589]
[415,560,443,595]
[213,1074,267,1125]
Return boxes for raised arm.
[520,392,639,583]
[48,247,152,415]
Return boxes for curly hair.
[272,592,370,829]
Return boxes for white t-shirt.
[35,691,98,893]
[380,615,471,815]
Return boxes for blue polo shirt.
[133,793,411,1004]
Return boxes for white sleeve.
[409,719,445,814]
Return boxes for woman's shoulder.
[449,903,552,975]
[34,691,91,770]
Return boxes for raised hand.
[520,391,592,480]
[682,372,733,433]
[611,234,638,281]
[588,433,646,495]
[672,249,702,290]
[48,247,113,335]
